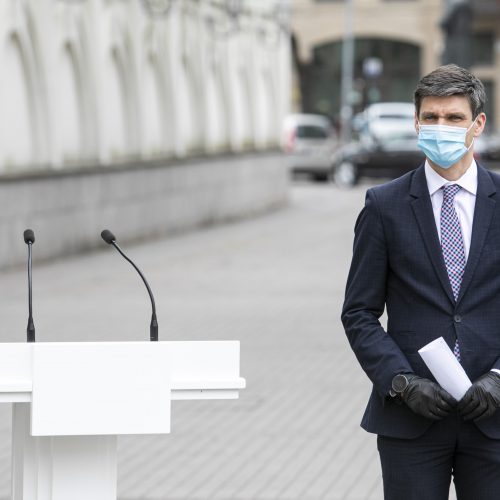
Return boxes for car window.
[374,130,416,143]
[377,113,414,120]
[369,118,416,143]
[296,125,328,139]
[366,103,415,121]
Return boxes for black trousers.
[377,411,500,500]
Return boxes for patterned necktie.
[440,184,466,362]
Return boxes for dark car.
[332,116,425,187]
[475,133,500,170]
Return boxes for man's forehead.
[419,95,472,116]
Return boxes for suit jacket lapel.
[410,165,456,304]
[456,165,496,305]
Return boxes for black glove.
[400,375,457,420]
[458,371,500,421]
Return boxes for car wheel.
[333,161,358,187]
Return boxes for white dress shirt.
[425,159,477,261]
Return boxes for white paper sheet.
[418,337,472,401]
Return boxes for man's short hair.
[414,64,486,119]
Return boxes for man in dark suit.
[342,64,500,500]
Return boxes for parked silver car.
[281,114,338,181]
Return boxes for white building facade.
[0,0,291,269]
[0,0,291,173]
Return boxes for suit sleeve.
[341,188,414,397]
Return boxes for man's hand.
[458,372,500,421]
[400,375,457,420]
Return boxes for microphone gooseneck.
[100,229,158,341]
[23,229,35,343]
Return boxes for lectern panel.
[168,341,241,383]
[0,343,32,380]
[31,342,171,436]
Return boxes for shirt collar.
[425,159,478,197]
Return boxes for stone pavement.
[0,182,458,500]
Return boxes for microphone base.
[150,316,158,342]
[27,318,35,343]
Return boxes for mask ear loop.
[466,117,478,151]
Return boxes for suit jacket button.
[454,315,462,323]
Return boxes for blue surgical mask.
[417,120,476,169]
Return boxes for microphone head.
[23,229,35,244]
[101,229,116,244]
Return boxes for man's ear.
[414,112,420,134]
[473,112,487,137]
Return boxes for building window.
[482,80,495,128]
[472,32,495,66]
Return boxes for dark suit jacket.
[342,163,500,439]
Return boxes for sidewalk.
[0,182,456,499]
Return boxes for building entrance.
[299,38,421,122]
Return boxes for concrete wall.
[0,153,288,270]
[0,1,293,270]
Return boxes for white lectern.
[0,341,245,500]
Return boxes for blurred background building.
[291,0,500,131]
[0,0,291,268]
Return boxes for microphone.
[101,229,159,341]
[23,229,36,342]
